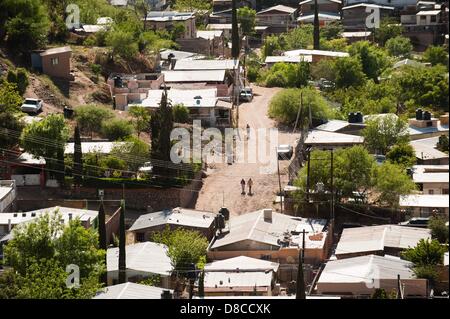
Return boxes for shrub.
[172,104,190,123]
[101,118,134,141]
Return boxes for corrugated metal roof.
[174,59,239,71]
[413,172,449,183]
[265,55,312,63]
[297,13,341,22]
[335,225,431,256]
[94,283,172,299]
[410,137,449,160]
[204,256,280,272]
[162,70,226,82]
[315,120,352,132]
[416,10,441,15]
[107,242,173,276]
[129,207,217,231]
[40,46,72,56]
[304,130,364,146]
[257,5,297,14]
[141,88,218,108]
[284,49,349,58]
[203,271,273,289]
[197,30,223,40]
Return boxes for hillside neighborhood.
[0,0,449,302]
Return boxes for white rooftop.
[318,255,415,284]
[202,271,273,290]
[297,13,341,22]
[410,136,449,160]
[160,49,203,61]
[408,121,449,137]
[284,49,349,58]
[140,88,218,108]
[342,31,372,38]
[315,120,359,132]
[174,59,239,71]
[129,207,217,232]
[304,130,364,146]
[257,5,297,14]
[343,3,395,10]
[14,152,46,165]
[94,282,172,299]
[204,256,280,273]
[412,172,449,184]
[416,10,441,15]
[107,242,173,276]
[196,30,223,40]
[335,225,431,256]
[144,11,195,22]
[265,55,312,63]
[162,70,226,83]
[393,59,426,69]
[64,142,126,154]
[399,194,449,208]
[412,165,449,174]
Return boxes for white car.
[277,144,293,160]
[21,98,43,114]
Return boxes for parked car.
[239,87,253,102]
[21,98,43,114]
[399,217,430,228]
[277,144,293,160]
[318,78,335,91]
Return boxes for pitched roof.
[318,255,416,284]
[129,207,217,232]
[257,5,297,15]
[399,194,449,208]
[265,55,312,63]
[284,49,349,58]
[297,13,341,22]
[144,11,195,22]
[94,283,172,299]
[40,46,72,56]
[107,242,173,276]
[342,3,395,10]
[335,225,431,256]
[210,209,328,250]
[202,271,273,290]
[410,137,449,160]
[196,30,223,40]
[204,256,280,272]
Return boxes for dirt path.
[194,86,300,216]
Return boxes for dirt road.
[194,86,300,216]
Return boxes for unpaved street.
[194,86,300,216]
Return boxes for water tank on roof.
[219,207,230,220]
[114,76,123,88]
[423,111,432,120]
[348,112,355,123]
[416,109,423,120]
[348,112,362,123]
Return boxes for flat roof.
[412,172,449,184]
[335,225,431,256]
[160,49,203,60]
[94,282,172,299]
[204,256,280,272]
[174,59,239,71]
[265,55,312,63]
[107,242,173,276]
[315,120,356,132]
[417,10,441,15]
[162,70,226,83]
[342,31,372,38]
[13,152,46,165]
[64,141,126,155]
[144,11,195,22]
[196,30,223,40]
[399,194,449,208]
[202,271,273,291]
[140,88,217,108]
[304,130,364,146]
[284,49,349,58]
[410,136,449,160]
[40,46,72,56]
[129,207,217,232]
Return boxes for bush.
[101,118,134,141]
[172,104,190,123]
[423,46,448,67]
[385,36,413,58]
[6,68,29,95]
[428,216,449,244]
[74,104,114,137]
[265,71,288,87]
[263,62,310,88]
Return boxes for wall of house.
[342,8,394,28]
[422,182,449,195]
[300,2,341,15]
[41,52,72,79]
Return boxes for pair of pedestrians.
[240,178,254,195]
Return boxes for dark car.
[399,217,430,228]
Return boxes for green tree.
[173,104,190,123]
[7,68,29,95]
[0,82,23,113]
[320,21,343,40]
[401,239,446,266]
[111,136,150,172]
[428,216,449,244]
[174,0,212,11]
[20,114,69,177]
[73,125,83,186]
[74,104,114,138]
[151,227,208,278]
[334,57,366,88]
[283,24,313,50]
[101,119,134,141]
[90,64,102,83]
[263,62,310,88]
[373,162,416,207]
[106,29,139,61]
[262,35,282,58]
[363,115,409,154]
[349,41,390,82]
[0,112,25,151]
[237,7,256,36]
[268,87,332,125]
[371,288,388,299]
[129,105,150,137]
[423,46,449,67]
[386,143,416,168]
[385,36,413,58]
[436,135,449,153]
[374,18,403,46]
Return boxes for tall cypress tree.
[198,270,205,298]
[98,202,107,285]
[73,125,83,186]
[118,202,126,284]
[231,0,240,58]
[313,0,320,50]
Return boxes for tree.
[237,7,256,36]
[349,41,390,82]
[362,114,409,154]
[74,105,114,138]
[401,239,446,266]
[0,82,23,113]
[7,68,29,95]
[423,46,448,67]
[111,136,150,172]
[90,64,102,83]
[262,35,282,58]
[282,25,313,50]
[436,135,449,153]
[386,143,416,168]
[129,105,150,137]
[373,162,416,207]
[173,104,190,123]
[263,62,310,88]
[428,216,449,244]
[151,227,208,278]
[118,203,126,284]
[106,29,139,61]
[268,87,333,125]
[101,118,134,141]
[1,0,50,53]
[334,57,366,88]
[313,0,320,49]
[3,211,105,298]
[385,36,413,58]
[73,125,83,186]
[0,112,25,151]
[374,18,403,46]
[371,288,388,299]
[20,114,69,177]
[231,0,240,58]
[320,21,343,40]
[174,0,212,11]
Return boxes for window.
[443,189,449,195]
[430,15,436,23]
[428,189,434,195]
[51,57,59,66]
[136,232,145,242]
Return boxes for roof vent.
[22,213,26,217]
[263,209,272,222]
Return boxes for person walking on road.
[247,178,253,195]
[246,124,250,140]
[240,179,246,195]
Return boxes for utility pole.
[313,0,320,50]
[397,274,403,299]
[296,230,306,299]
[277,147,283,214]
[330,149,334,226]
[293,92,303,134]
[306,148,311,202]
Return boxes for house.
[64,141,126,155]
[129,207,218,242]
[198,256,280,297]
[283,49,349,63]
[342,3,395,29]
[107,73,165,110]
[408,112,449,140]
[2,152,46,187]
[94,282,173,299]
[139,88,231,126]
[264,55,313,67]
[208,209,331,268]
[256,5,298,33]
[74,17,112,35]
[0,206,98,241]
[176,30,226,57]
[173,59,239,71]
[399,194,449,217]
[335,225,431,259]
[315,119,366,135]
[0,180,16,213]
[31,46,74,80]
[304,130,364,149]
[106,242,173,287]
[412,172,449,195]
[344,0,417,9]
[341,31,372,43]
[410,136,449,165]
[143,12,196,39]
[315,255,428,297]
[299,0,342,17]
